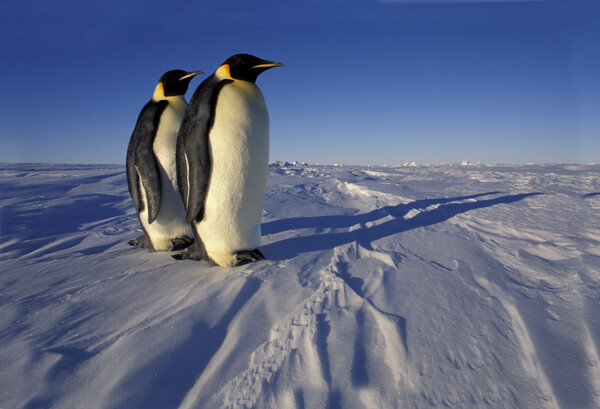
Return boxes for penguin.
[174,54,284,266]
[126,69,203,251]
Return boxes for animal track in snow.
[213,243,409,409]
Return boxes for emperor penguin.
[126,69,203,251]
[174,54,284,266]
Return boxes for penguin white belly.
[197,81,269,266]
[141,96,192,250]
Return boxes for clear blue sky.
[1,0,598,165]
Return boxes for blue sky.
[1,0,598,165]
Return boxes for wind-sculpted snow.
[1,162,599,409]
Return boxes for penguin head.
[158,70,203,97]
[218,54,284,83]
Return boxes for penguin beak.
[179,71,204,80]
[252,61,285,69]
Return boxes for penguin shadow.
[0,168,126,239]
[0,194,127,258]
[260,191,542,261]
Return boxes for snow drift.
[1,162,599,409]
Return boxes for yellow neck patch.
[215,64,232,80]
[152,82,166,101]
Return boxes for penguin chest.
[141,96,191,247]
[199,81,270,254]
[153,97,187,181]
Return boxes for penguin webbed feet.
[172,242,210,262]
[235,249,266,266]
[128,234,153,250]
[170,236,195,251]
[172,246,266,266]
[129,235,194,252]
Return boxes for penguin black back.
[176,75,229,223]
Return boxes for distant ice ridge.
[270,160,483,167]
[270,160,309,167]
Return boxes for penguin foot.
[170,236,195,251]
[128,234,153,250]
[235,249,266,266]
[172,242,210,262]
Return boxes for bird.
[174,54,284,266]
[126,69,203,251]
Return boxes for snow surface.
[1,162,599,409]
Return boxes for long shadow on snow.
[261,192,541,261]
[132,277,262,409]
[262,192,500,235]
[0,168,126,239]
[1,194,126,239]
[0,194,127,258]
[0,169,124,202]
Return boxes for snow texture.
[1,162,599,409]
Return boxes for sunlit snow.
[1,162,599,409]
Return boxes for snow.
[1,162,599,409]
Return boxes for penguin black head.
[220,54,284,83]
[159,70,203,97]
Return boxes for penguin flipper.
[180,121,211,223]
[126,100,168,224]
[177,77,233,223]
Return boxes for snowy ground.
[1,162,599,409]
